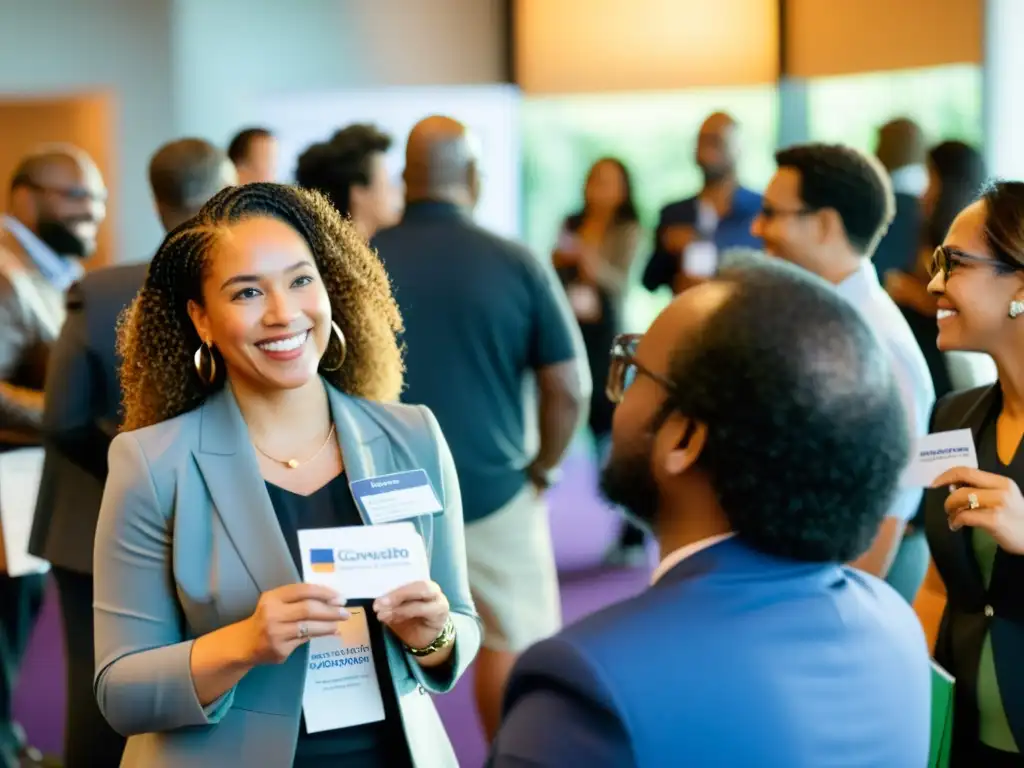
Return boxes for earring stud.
[1010,300,1024,319]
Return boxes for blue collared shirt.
[2,214,83,291]
[836,260,935,522]
[642,186,763,291]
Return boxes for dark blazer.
[873,191,921,278]
[924,384,1024,757]
[489,537,931,767]
[640,187,762,292]
[29,262,147,574]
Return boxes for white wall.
[257,85,522,238]
[172,0,507,152]
[0,0,507,263]
[985,0,1024,180]
[0,0,175,261]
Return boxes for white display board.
[253,85,522,239]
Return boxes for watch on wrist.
[405,616,456,657]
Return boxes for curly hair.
[118,182,404,431]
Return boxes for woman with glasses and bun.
[92,182,479,767]
[551,157,644,567]
[924,181,1024,766]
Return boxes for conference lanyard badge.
[350,469,443,525]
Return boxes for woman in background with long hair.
[551,157,643,566]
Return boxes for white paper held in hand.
[567,283,601,322]
[900,429,978,488]
[297,522,430,600]
[0,449,50,577]
[681,241,718,278]
[301,605,385,733]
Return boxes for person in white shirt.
[751,142,936,603]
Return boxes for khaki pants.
[464,484,562,653]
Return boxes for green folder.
[931,660,954,768]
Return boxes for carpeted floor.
[13,449,651,767]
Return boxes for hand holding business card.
[244,582,347,666]
[932,464,1024,553]
[900,429,978,488]
[298,522,451,653]
[372,579,452,652]
[298,522,430,600]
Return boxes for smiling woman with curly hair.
[118,182,404,430]
[93,183,479,768]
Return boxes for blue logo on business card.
[309,548,335,573]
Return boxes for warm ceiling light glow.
[785,0,982,77]
[515,0,779,94]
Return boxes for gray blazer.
[93,382,481,767]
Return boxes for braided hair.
[118,182,404,431]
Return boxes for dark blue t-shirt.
[372,202,579,523]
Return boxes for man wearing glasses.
[0,144,106,767]
[1,145,107,441]
[489,255,930,767]
[750,143,934,605]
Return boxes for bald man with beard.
[0,144,106,767]
[372,116,590,741]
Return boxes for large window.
[806,64,983,151]
[521,86,777,331]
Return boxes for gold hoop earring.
[320,321,347,372]
[193,341,217,385]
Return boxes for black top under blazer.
[925,385,1024,760]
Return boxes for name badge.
[681,241,718,278]
[900,429,979,488]
[298,522,430,600]
[302,607,385,733]
[350,469,443,524]
[567,283,601,322]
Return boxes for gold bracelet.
[405,616,456,657]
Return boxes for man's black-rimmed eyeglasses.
[606,333,674,404]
